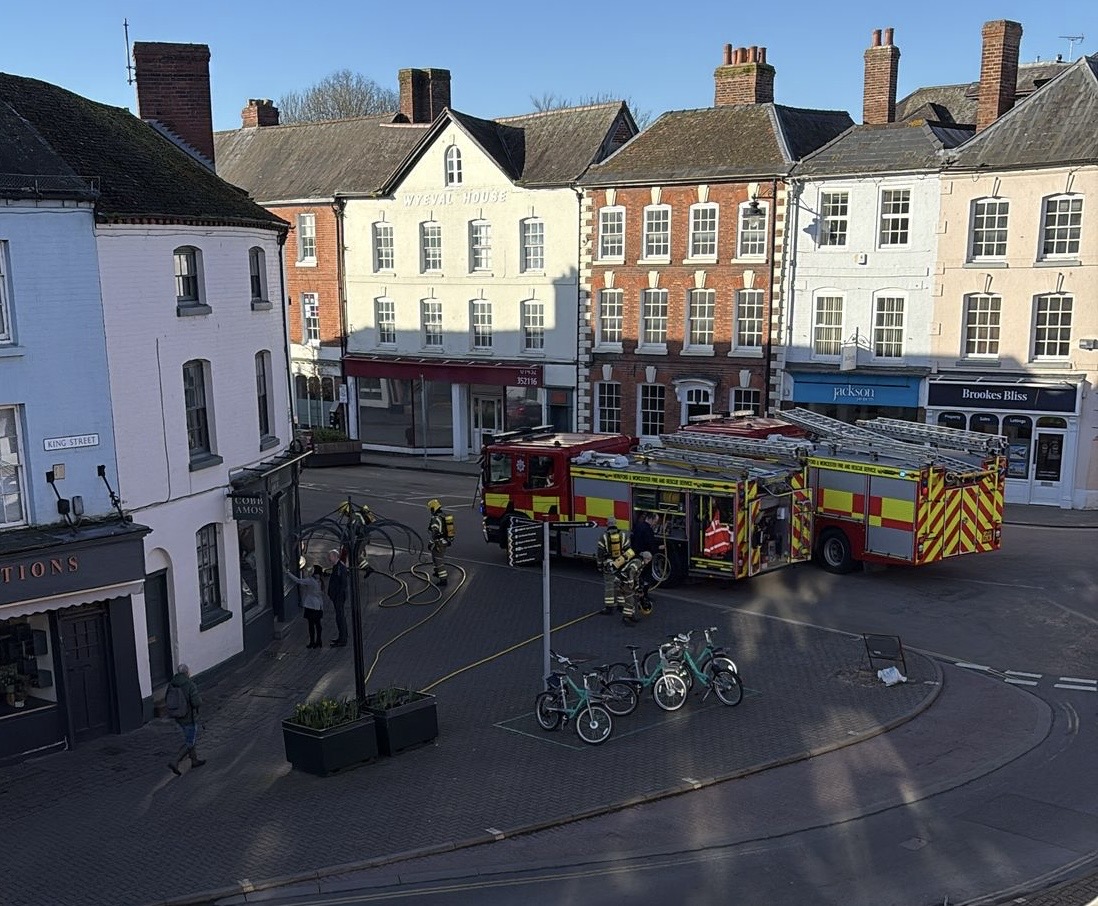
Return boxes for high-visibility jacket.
[702,510,733,557]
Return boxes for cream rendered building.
[934,57,1098,508]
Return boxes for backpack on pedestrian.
[165,684,189,719]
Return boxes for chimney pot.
[749,45,759,63]
[872,29,882,47]
[723,43,732,65]
[884,27,894,46]
[759,47,767,64]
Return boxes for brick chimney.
[714,44,775,106]
[133,42,215,166]
[863,27,900,124]
[977,20,1023,131]
[242,99,279,128]
[398,68,452,123]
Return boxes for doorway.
[59,605,114,744]
[1029,429,1066,506]
[144,571,173,690]
[471,393,502,452]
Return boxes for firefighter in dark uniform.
[426,498,451,586]
[617,551,652,624]
[596,518,630,614]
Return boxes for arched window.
[445,146,462,186]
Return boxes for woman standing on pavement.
[286,564,327,649]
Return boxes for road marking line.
[955,662,991,671]
[1058,676,1097,684]
[1054,683,1098,692]
[1005,678,1039,686]
[1005,670,1042,678]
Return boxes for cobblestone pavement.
[5,559,936,906]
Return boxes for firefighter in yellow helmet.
[596,518,630,615]
[426,499,453,586]
[616,550,652,624]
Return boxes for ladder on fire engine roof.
[637,445,793,482]
[780,408,988,476]
[856,417,1008,456]
[659,431,812,464]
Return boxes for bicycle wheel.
[711,668,744,707]
[607,662,636,683]
[575,705,612,744]
[601,680,638,716]
[652,672,688,711]
[535,691,562,730]
[641,649,662,676]
[699,654,739,677]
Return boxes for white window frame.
[375,297,396,346]
[0,241,13,344]
[248,247,268,303]
[818,190,849,247]
[970,198,1010,260]
[813,295,844,358]
[676,379,715,425]
[641,205,671,261]
[872,295,905,360]
[1033,294,1073,360]
[421,222,443,273]
[963,293,1002,359]
[422,299,443,348]
[183,359,214,461]
[521,219,545,272]
[878,188,911,247]
[737,202,767,258]
[196,523,224,619]
[296,213,317,263]
[1040,195,1083,259]
[373,222,394,272]
[597,288,623,349]
[302,293,320,344]
[470,220,493,272]
[255,351,275,442]
[471,299,493,350]
[734,289,764,349]
[445,146,463,187]
[522,299,545,351]
[0,406,26,527]
[598,206,625,261]
[731,388,761,415]
[685,288,715,352]
[174,246,203,308]
[687,203,719,260]
[638,384,666,437]
[595,382,622,433]
[640,288,669,350]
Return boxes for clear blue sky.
[5,1,1095,130]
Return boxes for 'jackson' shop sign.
[789,372,921,408]
[927,381,1078,413]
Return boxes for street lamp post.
[296,498,423,704]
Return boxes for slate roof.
[896,60,1072,125]
[577,104,853,186]
[0,73,284,228]
[792,120,974,178]
[945,56,1098,170]
[215,102,633,201]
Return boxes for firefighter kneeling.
[597,518,630,615]
[616,550,653,624]
[426,499,455,586]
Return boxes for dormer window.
[445,146,463,186]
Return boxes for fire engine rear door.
[942,484,981,557]
[865,475,916,561]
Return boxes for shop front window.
[506,387,543,431]
[357,378,453,448]
[238,522,268,617]
[1002,415,1032,479]
[937,412,967,430]
[0,615,56,715]
[969,414,1000,435]
[294,374,336,428]
[547,388,573,432]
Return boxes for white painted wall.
[97,224,292,685]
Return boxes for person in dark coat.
[166,664,205,775]
[631,512,661,590]
[326,548,349,647]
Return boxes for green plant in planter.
[287,697,360,731]
[363,686,423,710]
[309,427,352,444]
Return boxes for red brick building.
[577,45,851,438]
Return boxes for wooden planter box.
[306,440,361,468]
[364,690,438,756]
[282,714,379,776]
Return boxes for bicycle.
[642,629,743,707]
[534,652,614,744]
[642,627,739,683]
[606,642,690,712]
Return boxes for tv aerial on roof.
[1059,34,1085,61]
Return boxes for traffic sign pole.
[542,520,551,683]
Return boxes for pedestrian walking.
[165,664,205,775]
[426,499,454,586]
[596,518,630,614]
[616,551,652,624]
[326,549,349,647]
[286,564,326,649]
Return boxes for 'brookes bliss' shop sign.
[927,381,1077,413]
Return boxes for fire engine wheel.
[817,529,856,574]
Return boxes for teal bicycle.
[534,652,614,745]
[606,641,690,712]
[642,626,739,683]
[642,629,743,708]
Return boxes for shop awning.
[344,356,543,388]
